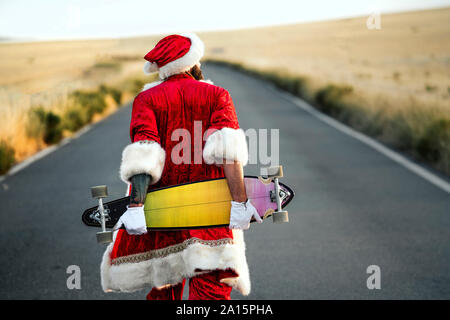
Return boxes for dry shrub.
[417,119,450,171]
[0,140,15,175]
[99,85,122,105]
[26,106,63,145]
[70,90,107,123]
[315,84,354,117]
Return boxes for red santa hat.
[143,33,204,79]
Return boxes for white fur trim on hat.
[158,33,204,79]
[152,33,204,79]
[143,61,159,75]
[119,141,166,184]
[203,128,248,166]
[100,229,250,295]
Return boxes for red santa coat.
[101,73,251,295]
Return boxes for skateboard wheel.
[91,185,108,198]
[96,231,113,244]
[273,210,289,223]
[267,166,284,179]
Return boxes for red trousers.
[146,270,233,300]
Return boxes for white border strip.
[278,91,450,194]
[0,124,93,183]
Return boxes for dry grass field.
[0,7,449,174]
[202,8,450,107]
[0,37,159,168]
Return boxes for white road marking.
[277,91,450,194]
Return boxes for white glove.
[229,199,263,230]
[116,206,147,235]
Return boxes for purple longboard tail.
[244,177,294,219]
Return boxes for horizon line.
[1,5,448,45]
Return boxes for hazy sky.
[1,0,449,40]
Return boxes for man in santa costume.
[100,33,261,300]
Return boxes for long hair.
[185,64,204,80]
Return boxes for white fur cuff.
[119,141,166,184]
[203,128,248,166]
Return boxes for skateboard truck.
[91,185,113,244]
[266,166,289,224]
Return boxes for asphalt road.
[0,64,449,300]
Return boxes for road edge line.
[278,91,450,194]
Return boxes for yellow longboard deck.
[144,178,233,228]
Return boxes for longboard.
[82,166,294,243]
